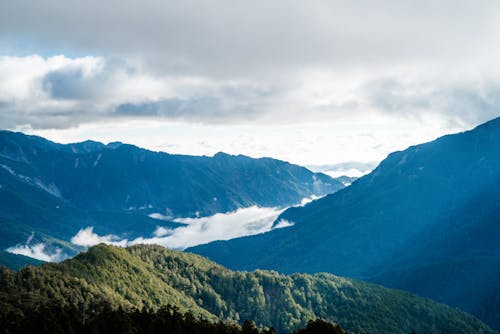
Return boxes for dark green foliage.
[0,302,278,334]
[0,245,494,334]
[293,319,347,334]
[189,117,500,331]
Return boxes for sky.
[1,0,500,173]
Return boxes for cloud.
[115,97,221,121]
[153,226,175,237]
[2,54,500,134]
[147,213,174,221]
[273,219,295,229]
[308,162,378,178]
[0,1,499,131]
[361,78,500,127]
[1,1,499,169]
[299,196,321,206]
[1,1,499,77]
[41,60,107,100]
[0,54,276,129]
[6,233,66,262]
[71,226,128,247]
[137,205,287,249]
[70,205,290,251]
[10,207,297,262]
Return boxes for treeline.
[0,302,347,334]
[0,245,493,334]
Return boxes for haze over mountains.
[190,117,500,330]
[0,130,344,260]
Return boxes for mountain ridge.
[0,244,494,334]
[0,130,345,258]
[189,116,500,330]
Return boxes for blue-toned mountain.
[0,130,344,254]
[189,117,500,330]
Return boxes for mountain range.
[189,117,500,330]
[2,118,500,332]
[0,244,493,334]
[0,130,344,257]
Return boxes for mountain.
[333,176,358,186]
[0,130,344,256]
[189,117,500,330]
[0,244,494,334]
[0,250,45,270]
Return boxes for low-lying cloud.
[6,233,66,262]
[308,161,378,178]
[70,205,292,251]
[71,226,128,247]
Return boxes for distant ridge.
[189,117,500,330]
[0,130,344,257]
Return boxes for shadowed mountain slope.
[189,117,500,330]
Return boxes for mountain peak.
[68,139,106,153]
[106,141,124,149]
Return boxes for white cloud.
[2,1,500,78]
[273,219,295,229]
[308,161,379,178]
[322,169,368,178]
[299,196,321,206]
[148,213,173,221]
[6,233,66,262]
[2,54,499,132]
[70,205,292,251]
[71,226,127,247]
[153,226,175,237]
[135,205,286,250]
[1,2,499,167]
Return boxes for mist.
[6,233,65,262]
[70,205,294,251]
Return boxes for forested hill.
[0,244,494,334]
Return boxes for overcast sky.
[1,0,499,171]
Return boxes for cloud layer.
[1,53,499,132]
[1,1,499,131]
[2,1,499,77]
[70,205,289,251]
[1,1,499,168]
[6,233,66,262]
[71,226,128,247]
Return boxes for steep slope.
[189,117,500,329]
[0,244,494,334]
[0,131,342,216]
[0,250,44,270]
[0,130,344,255]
